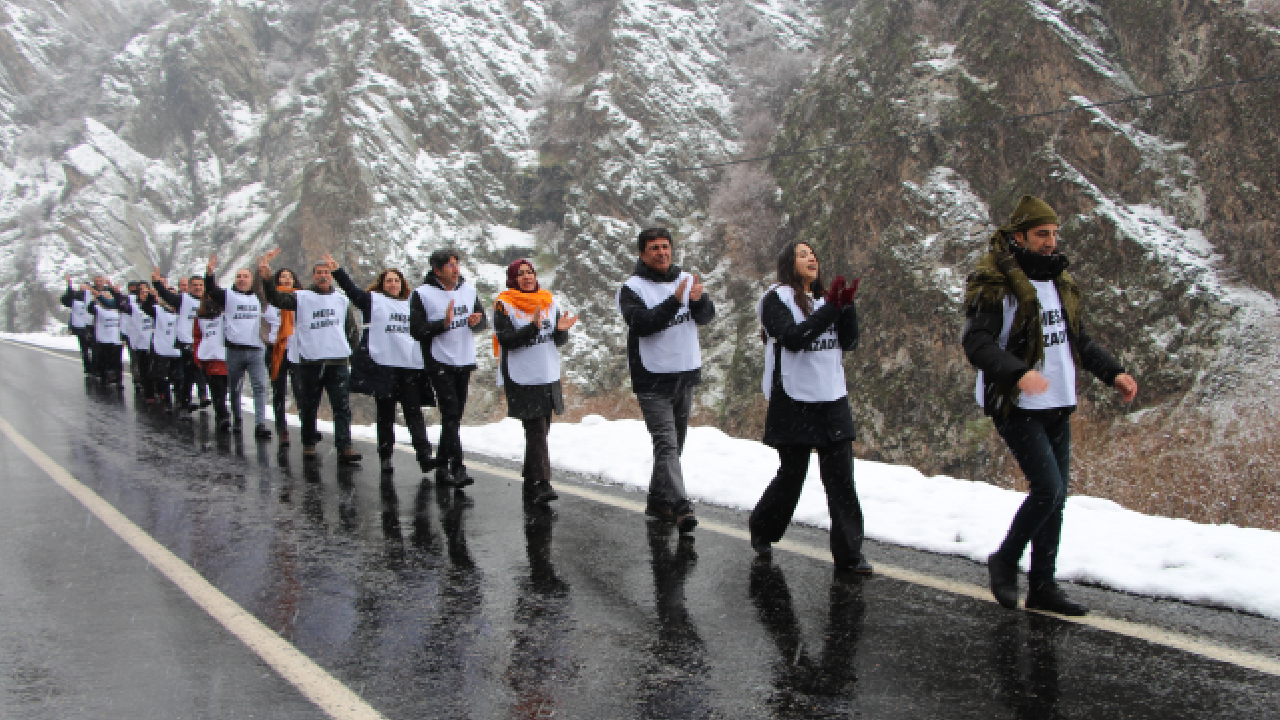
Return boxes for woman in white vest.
[260,248,362,465]
[61,276,97,373]
[261,267,298,446]
[408,249,488,488]
[193,291,233,432]
[140,285,183,411]
[204,256,273,440]
[151,270,210,412]
[492,259,577,505]
[330,255,437,476]
[87,281,127,387]
[131,283,157,401]
[750,241,872,576]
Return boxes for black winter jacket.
[408,272,489,372]
[494,303,569,420]
[760,290,859,447]
[962,297,1123,417]
[617,260,715,394]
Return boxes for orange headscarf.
[492,287,555,357]
[270,286,295,380]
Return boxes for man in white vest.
[963,195,1138,616]
[409,249,488,487]
[61,275,97,374]
[152,270,211,413]
[616,227,716,533]
[261,249,363,464]
[86,280,128,386]
[206,255,273,440]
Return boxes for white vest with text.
[415,282,478,367]
[974,280,1077,410]
[70,290,92,329]
[499,299,561,386]
[151,306,181,357]
[619,273,702,375]
[368,292,423,369]
[196,317,227,362]
[223,291,264,348]
[292,291,351,361]
[175,293,200,344]
[94,306,122,345]
[134,308,155,349]
[757,285,846,403]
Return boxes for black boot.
[450,461,475,488]
[525,480,557,505]
[988,552,1020,609]
[254,425,273,440]
[435,464,455,485]
[416,450,435,475]
[338,447,363,465]
[1026,580,1088,616]
[673,500,697,534]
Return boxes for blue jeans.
[225,347,269,428]
[295,363,352,450]
[993,409,1072,585]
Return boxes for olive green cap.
[1005,195,1059,233]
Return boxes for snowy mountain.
[2,0,1278,524]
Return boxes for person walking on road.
[130,283,157,402]
[492,258,577,505]
[616,227,715,533]
[205,256,272,439]
[123,282,146,394]
[330,254,438,476]
[193,290,232,432]
[87,280,128,386]
[140,286,183,410]
[61,276,97,374]
[262,267,297,446]
[409,249,488,488]
[260,249,362,464]
[152,271,210,412]
[963,195,1138,616]
[749,242,871,575]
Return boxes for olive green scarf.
[964,229,1081,411]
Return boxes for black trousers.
[269,352,293,432]
[750,442,865,569]
[148,355,178,405]
[429,366,471,468]
[206,375,230,421]
[132,349,152,396]
[521,416,552,482]
[95,342,123,383]
[993,410,1072,586]
[375,368,433,460]
[72,328,94,372]
[176,346,208,407]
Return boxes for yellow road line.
[0,415,387,720]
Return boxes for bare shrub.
[709,164,786,276]
[1247,0,1280,18]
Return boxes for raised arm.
[150,268,183,308]
[332,267,372,320]
[203,255,229,307]
[258,248,298,311]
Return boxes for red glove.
[825,275,847,308]
[840,278,860,306]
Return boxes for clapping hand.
[444,300,455,325]
[467,311,483,327]
[825,276,847,307]
[556,312,578,331]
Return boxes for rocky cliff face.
[2,0,1278,520]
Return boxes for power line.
[674,72,1280,173]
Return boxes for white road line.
[0,416,388,720]
[7,339,1279,677]
[464,459,1280,678]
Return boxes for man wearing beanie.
[962,195,1138,616]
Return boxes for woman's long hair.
[366,268,411,300]
[775,241,825,317]
[273,267,297,290]
[197,289,222,318]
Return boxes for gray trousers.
[636,381,694,508]
[226,347,269,428]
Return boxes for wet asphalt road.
[0,340,1277,720]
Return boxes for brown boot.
[338,447,363,465]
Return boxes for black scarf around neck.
[1010,244,1070,281]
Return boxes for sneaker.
[674,502,697,534]
[750,532,772,557]
[217,419,232,433]
[988,552,1020,609]
[337,448,363,465]
[526,480,558,505]
[1025,582,1089,616]
[450,463,475,488]
[380,457,394,474]
[254,425,273,440]
[302,444,318,459]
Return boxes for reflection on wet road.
[0,341,1278,720]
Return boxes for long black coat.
[493,304,569,420]
[760,290,859,448]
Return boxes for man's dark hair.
[313,262,330,273]
[189,275,203,283]
[637,227,672,255]
[429,249,459,271]
[126,281,139,291]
